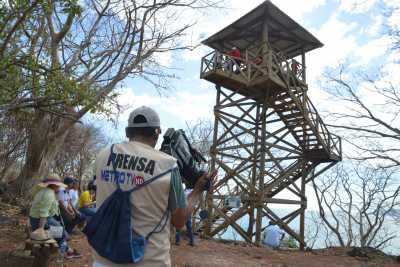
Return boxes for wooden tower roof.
[202,0,323,58]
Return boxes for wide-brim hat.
[30,228,56,243]
[37,174,67,188]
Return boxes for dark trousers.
[60,208,86,234]
[175,218,194,245]
[79,207,96,221]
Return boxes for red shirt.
[227,48,241,59]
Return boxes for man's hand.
[171,170,218,229]
[193,170,218,193]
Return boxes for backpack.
[83,144,174,264]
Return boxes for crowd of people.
[212,46,302,78]
[27,106,213,267]
[26,105,289,266]
[29,174,97,259]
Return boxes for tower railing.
[201,48,341,161]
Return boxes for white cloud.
[307,12,358,87]
[180,0,327,62]
[114,86,216,129]
[272,0,327,21]
[339,0,378,14]
[352,35,391,66]
[366,15,383,37]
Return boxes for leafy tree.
[0,0,220,194]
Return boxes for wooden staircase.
[200,49,342,164]
[271,52,341,162]
[264,160,316,198]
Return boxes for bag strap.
[127,168,175,193]
[145,208,169,240]
[110,144,121,189]
[110,143,177,192]
[110,143,174,238]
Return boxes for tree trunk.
[15,113,70,195]
[247,209,255,239]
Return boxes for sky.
[92,0,398,138]
[88,0,400,209]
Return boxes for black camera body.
[160,128,206,189]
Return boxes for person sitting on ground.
[78,181,96,219]
[175,188,195,246]
[262,221,285,249]
[57,177,86,234]
[29,174,81,259]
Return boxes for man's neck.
[130,137,154,147]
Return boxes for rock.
[347,247,387,259]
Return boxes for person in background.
[226,46,242,73]
[291,59,300,76]
[57,177,86,234]
[262,221,285,249]
[29,174,81,258]
[69,178,79,208]
[175,188,194,246]
[78,181,97,219]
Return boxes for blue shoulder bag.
[83,144,174,264]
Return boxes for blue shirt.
[262,225,284,248]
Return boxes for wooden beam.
[300,161,306,250]
[263,206,306,247]
[264,198,305,205]
[210,204,249,237]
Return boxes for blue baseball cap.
[63,177,75,185]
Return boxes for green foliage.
[0,0,110,114]
[62,0,82,15]
[281,236,299,249]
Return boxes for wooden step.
[281,112,303,120]
[287,122,310,127]
[275,105,299,112]
[275,92,304,101]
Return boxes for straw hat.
[37,173,67,188]
[30,228,56,243]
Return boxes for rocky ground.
[0,200,399,267]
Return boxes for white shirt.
[57,188,71,208]
[262,225,285,248]
[69,189,79,208]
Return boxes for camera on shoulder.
[160,128,206,189]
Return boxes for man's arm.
[57,190,75,218]
[171,171,217,229]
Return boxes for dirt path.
[172,239,399,267]
[0,201,399,267]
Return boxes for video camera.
[160,128,207,189]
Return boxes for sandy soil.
[0,201,399,267]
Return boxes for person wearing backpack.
[89,106,216,267]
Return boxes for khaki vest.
[93,141,177,267]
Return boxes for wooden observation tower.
[199,1,342,249]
